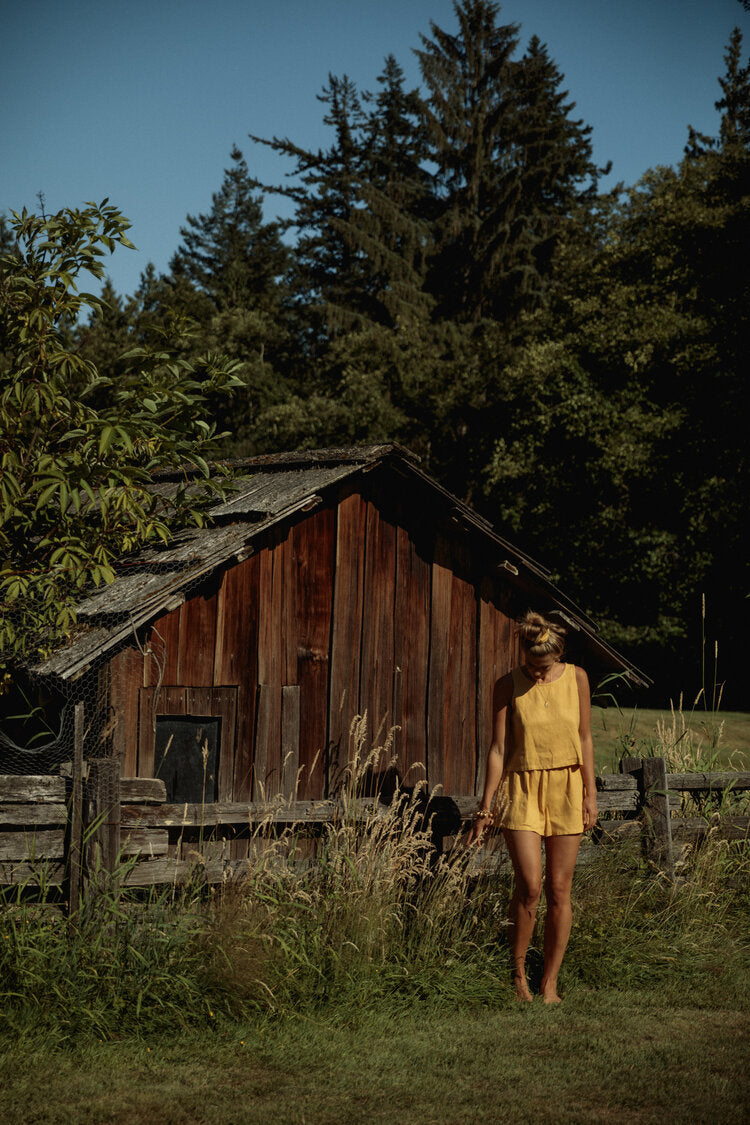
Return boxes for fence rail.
[0,759,748,900]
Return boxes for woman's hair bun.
[516,610,566,655]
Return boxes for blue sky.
[2,0,746,298]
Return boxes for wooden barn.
[36,444,648,805]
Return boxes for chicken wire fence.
[0,562,213,779]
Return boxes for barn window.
[153,715,220,804]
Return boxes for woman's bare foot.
[540,978,562,1004]
[514,972,534,1002]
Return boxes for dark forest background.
[8,1,748,707]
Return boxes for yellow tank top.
[506,662,582,772]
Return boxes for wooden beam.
[0,860,65,886]
[0,830,65,861]
[0,776,66,803]
[120,777,167,804]
[0,804,67,826]
[253,683,273,801]
[120,797,383,829]
[120,828,169,858]
[667,771,750,792]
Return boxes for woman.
[466,612,598,1003]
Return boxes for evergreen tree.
[416,1,601,323]
[249,75,370,336]
[170,145,289,317]
[350,55,434,327]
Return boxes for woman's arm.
[576,666,598,832]
[465,673,513,845]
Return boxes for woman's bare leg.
[503,830,543,1001]
[540,833,582,1003]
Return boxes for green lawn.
[591,707,750,773]
[2,993,748,1124]
[2,714,747,1125]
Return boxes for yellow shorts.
[498,766,584,837]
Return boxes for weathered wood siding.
[105,482,518,800]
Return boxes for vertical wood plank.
[295,508,335,798]
[441,559,476,796]
[476,580,511,797]
[329,493,367,774]
[476,579,494,796]
[213,560,247,685]
[393,525,431,786]
[84,759,120,885]
[281,685,301,799]
[506,607,519,671]
[108,646,144,776]
[176,586,218,687]
[137,688,153,779]
[457,566,478,794]
[253,684,272,801]
[213,555,259,800]
[235,556,260,800]
[212,570,228,687]
[256,532,286,797]
[212,686,238,803]
[145,607,181,687]
[281,526,298,688]
[427,535,452,792]
[359,501,397,761]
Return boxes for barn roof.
[35,444,650,686]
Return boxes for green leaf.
[98,426,114,456]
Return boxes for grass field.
[2,993,749,1124]
[2,827,748,1125]
[1,720,748,1124]
[591,707,750,772]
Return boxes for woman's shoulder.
[572,664,590,691]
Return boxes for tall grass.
[1,716,747,1042]
[201,717,510,1016]
[569,828,750,1002]
[0,719,512,1038]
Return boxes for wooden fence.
[1,755,748,903]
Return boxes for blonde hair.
[517,611,566,657]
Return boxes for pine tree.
[249,75,370,335]
[170,146,289,317]
[416,0,601,323]
[244,1,606,503]
[352,56,434,327]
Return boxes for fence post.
[641,756,674,879]
[620,755,643,779]
[65,701,85,914]
[84,759,121,892]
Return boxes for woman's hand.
[464,817,488,847]
[582,791,598,832]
